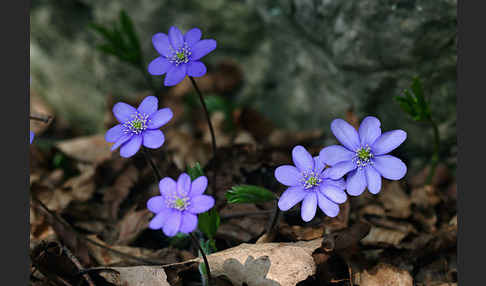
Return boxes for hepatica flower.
[105,96,173,158]
[147,173,215,236]
[148,26,217,86]
[30,131,34,144]
[319,116,407,196]
[274,145,348,222]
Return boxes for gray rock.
[30,0,456,166]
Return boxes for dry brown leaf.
[355,263,413,286]
[165,129,211,169]
[99,266,170,286]
[218,204,267,243]
[61,166,96,202]
[268,129,324,148]
[361,226,408,246]
[30,90,54,135]
[411,185,441,208]
[114,209,151,245]
[103,165,139,220]
[166,239,322,286]
[56,134,112,164]
[378,181,411,219]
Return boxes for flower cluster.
[275,116,407,221]
[147,173,215,236]
[105,96,173,158]
[148,26,217,86]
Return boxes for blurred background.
[30,0,457,173]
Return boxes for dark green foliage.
[90,10,143,68]
[187,162,205,180]
[225,185,276,204]
[394,76,432,122]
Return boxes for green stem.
[189,232,212,285]
[425,118,440,185]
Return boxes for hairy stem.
[190,232,212,285]
[425,118,440,185]
[142,147,162,181]
[189,76,217,157]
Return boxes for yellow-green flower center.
[169,43,192,65]
[123,113,149,135]
[354,146,374,169]
[176,52,186,61]
[301,171,322,190]
[174,198,185,209]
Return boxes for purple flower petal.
[164,64,187,86]
[177,173,192,196]
[142,129,165,149]
[359,116,381,146]
[105,124,124,143]
[152,33,172,57]
[274,165,302,187]
[313,156,325,174]
[184,28,202,47]
[346,169,367,196]
[146,196,166,213]
[317,191,339,217]
[187,195,215,214]
[372,155,407,180]
[148,57,172,76]
[371,130,407,155]
[168,26,184,50]
[301,193,317,222]
[138,96,158,115]
[319,145,355,166]
[322,160,356,180]
[159,177,177,198]
[365,166,382,194]
[186,61,207,77]
[322,178,346,190]
[292,145,314,173]
[30,131,34,144]
[162,209,181,236]
[111,134,132,151]
[331,119,360,151]
[120,134,142,158]
[191,39,217,60]
[149,210,171,230]
[320,184,347,204]
[147,108,173,129]
[113,102,136,123]
[179,212,198,233]
[277,186,307,211]
[190,176,208,196]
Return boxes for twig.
[31,195,164,266]
[30,114,52,123]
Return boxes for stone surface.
[30,0,456,165]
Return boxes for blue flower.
[147,173,215,236]
[319,116,407,196]
[105,96,173,158]
[148,26,217,86]
[274,145,347,222]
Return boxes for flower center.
[123,113,149,135]
[169,43,191,65]
[301,171,322,190]
[166,194,190,211]
[354,146,374,169]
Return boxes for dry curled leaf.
[103,165,139,220]
[99,266,170,286]
[361,226,408,247]
[56,134,113,164]
[378,181,411,219]
[355,263,413,286]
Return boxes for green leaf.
[225,185,277,204]
[395,76,432,122]
[187,162,204,180]
[119,10,141,54]
[198,208,220,240]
